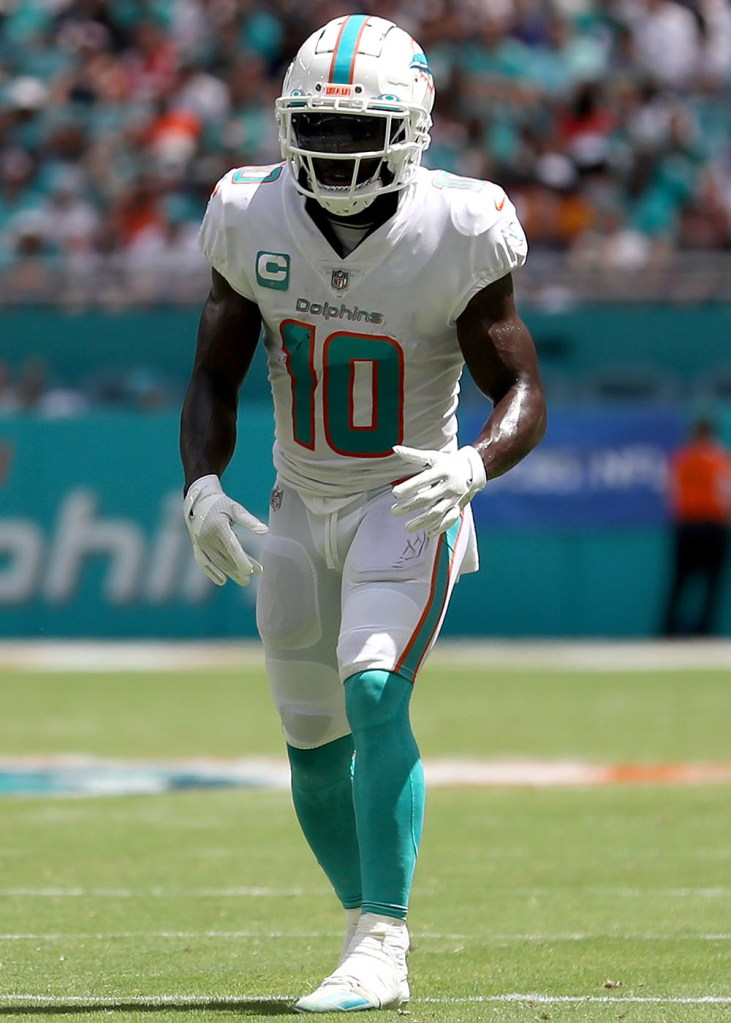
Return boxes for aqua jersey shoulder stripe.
[329,15,370,84]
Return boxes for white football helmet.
[276,15,434,216]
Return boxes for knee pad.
[256,537,321,650]
[344,670,412,734]
[266,657,350,749]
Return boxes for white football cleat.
[295,912,410,1013]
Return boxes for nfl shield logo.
[331,269,349,291]
[270,485,283,511]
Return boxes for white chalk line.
[1,930,730,942]
[0,886,310,897]
[2,993,731,1007]
[0,884,729,898]
[423,995,731,1005]
[515,886,731,898]
[0,930,463,941]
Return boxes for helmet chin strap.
[304,162,399,220]
[307,187,400,241]
[319,194,378,217]
[297,167,385,219]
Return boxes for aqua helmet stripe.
[329,14,370,84]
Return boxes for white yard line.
[423,995,731,1004]
[2,993,730,1007]
[0,930,466,941]
[0,885,729,899]
[0,886,309,897]
[514,886,731,898]
[0,930,729,942]
[2,639,731,672]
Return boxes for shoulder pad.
[426,170,509,236]
[211,163,286,208]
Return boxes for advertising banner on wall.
[466,407,686,530]
[0,411,275,638]
[0,404,708,638]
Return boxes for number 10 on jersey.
[280,321,405,458]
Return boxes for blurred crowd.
[0,0,730,309]
[0,354,178,413]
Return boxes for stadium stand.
[0,0,729,309]
[1,0,731,415]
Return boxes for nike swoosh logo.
[495,195,506,211]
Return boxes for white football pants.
[255,480,477,749]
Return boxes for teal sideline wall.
[2,408,730,639]
[3,304,731,397]
[2,306,731,638]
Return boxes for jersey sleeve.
[198,173,257,301]
[448,188,528,323]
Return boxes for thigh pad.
[256,536,321,651]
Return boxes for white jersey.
[199,162,527,500]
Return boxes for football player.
[180,14,546,1013]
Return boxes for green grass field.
[1,645,730,1022]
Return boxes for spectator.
[40,165,99,253]
[0,209,61,303]
[621,0,701,89]
[14,356,88,417]
[170,55,231,125]
[662,418,731,637]
[123,193,205,305]
[0,360,20,416]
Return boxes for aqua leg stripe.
[395,517,462,681]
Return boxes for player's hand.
[391,445,487,537]
[183,474,268,586]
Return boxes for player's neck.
[305,191,400,258]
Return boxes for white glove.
[391,444,487,537]
[184,474,268,586]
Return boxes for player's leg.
[341,488,474,914]
[295,489,475,1013]
[345,669,422,917]
[255,483,361,918]
[696,523,728,635]
[286,738,360,910]
[663,524,693,636]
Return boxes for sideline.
[2,639,731,672]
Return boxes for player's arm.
[180,269,268,586]
[181,268,261,487]
[456,271,546,479]
[392,273,546,536]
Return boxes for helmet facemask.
[278,100,427,217]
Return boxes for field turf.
[1,646,730,1022]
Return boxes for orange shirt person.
[663,418,731,636]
